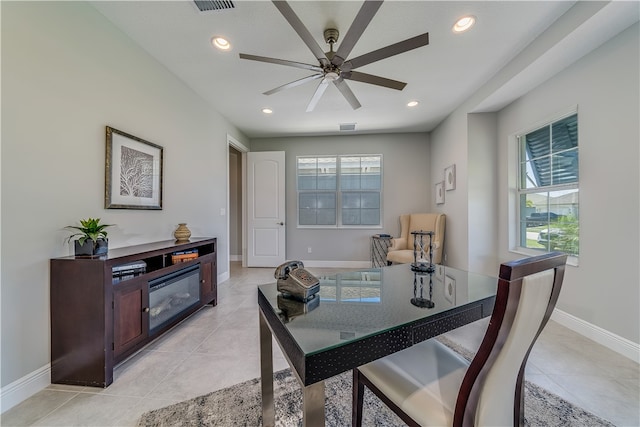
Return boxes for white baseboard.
[229,255,242,262]
[1,363,50,413]
[552,309,639,363]
[302,260,371,269]
[217,271,230,284]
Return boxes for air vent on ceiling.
[194,0,235,12]
[340,123,357,132]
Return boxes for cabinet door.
[199,255,217,305]
[113,279,149,356]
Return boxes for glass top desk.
[257,263,497,427]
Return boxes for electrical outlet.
[307,247,312,253]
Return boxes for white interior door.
[247,151,286,267]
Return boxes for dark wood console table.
[50,237,217,387]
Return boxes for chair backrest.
[454,251,567,427]
[399,213,446,262]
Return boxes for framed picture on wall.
[445,164,456,191]
[105,126,163,209]
[435,181,445,205]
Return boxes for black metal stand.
[410,230,435,273]
[411,271,435,308]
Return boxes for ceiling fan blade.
[306,80,330,112]
[264,74,324,95]
[239,53,324,73]
[331,0,383,67]
[272,1,330,67]
[342,70,406,91]
[342,32,429,71]
[333,78,362,110]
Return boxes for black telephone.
[275,260,320,302]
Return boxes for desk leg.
[303,381,325,427]
[259,311,275,427]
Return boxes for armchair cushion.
[386,213,445,264]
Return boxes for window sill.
[510,247,579,267]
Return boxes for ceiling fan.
[239,0,429,112]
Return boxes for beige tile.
[144,322,217,352]
[31,394,146,427]
[145,352,262,401]
[547,373,640,426]
[107,349,190,397]
[1,390,78,426]
[195,324,261,356]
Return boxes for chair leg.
[514,368,526,427]
[352,369,365,427]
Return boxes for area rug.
[137,337,615,427]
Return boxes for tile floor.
[2,262,638,426]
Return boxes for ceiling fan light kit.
[239,0,430,112]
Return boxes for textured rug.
[137,337,615,427]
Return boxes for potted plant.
[65,217,113,256]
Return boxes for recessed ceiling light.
[262,108,273,114]
[453,15,476,33]
[407,101,419,107]
[212,36,231,50]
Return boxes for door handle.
[277,222,284,226]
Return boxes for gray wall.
[430,23,639,345]
[1,1,247,396]
[251,133,430,264]
[496,23,639,344]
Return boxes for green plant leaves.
[65,217,114,245]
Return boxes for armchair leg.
[352,369,365,427]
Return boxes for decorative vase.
[74,238,108,257]
[174,223,191,242]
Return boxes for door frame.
[227,134,249,270]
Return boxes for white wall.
[497,23,639,344]
[1,1,247,407]
[251,133,430,265]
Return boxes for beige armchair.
[385,213,445,265]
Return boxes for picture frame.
[435,181,445,205]
[445,164,456,191]
[105,126,163,209]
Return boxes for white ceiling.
[90,1,634,138]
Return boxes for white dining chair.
[352,251,568,427]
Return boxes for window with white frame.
[297,155,382,227]
[517,113,579,257]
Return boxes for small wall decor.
[445,164,456,191]
[105,126,163,209]
[435,181,445,205]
